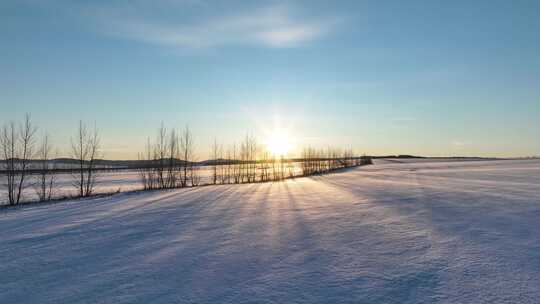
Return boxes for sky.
[1,0,539,159]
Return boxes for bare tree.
[271,153,278,181]
[239,134,257,183]
[166,129,179,188]
[218,144,227,184]
[71,121,101,197]
[18,115,37,203]
[260,149,269,182]
[72,121,87,197]
[85,125,100,196]
[249,136,258,182]
[190,164,201,186]
[1,122,17,205]
[34,133,56,201]
[155,124,167,188]
[180,125,194,187]
[139,127,169,190]
[232,143,240,184]
[138,138,157,190]
[287,158,295,178]
[1,115,37,205]
[225,145,232,184]
[211,139,219,185]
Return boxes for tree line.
[137,124,199,190]
[1,116,372,205]
[205,136,371,186]
[140,124,371,192]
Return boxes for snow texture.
[1,159,539,303]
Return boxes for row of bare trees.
[2,116,371,205]
[209,135,292,185]
[138,124,199,190]
[207,137,371,185]
[1,115,101,205]
[300,147,370,176]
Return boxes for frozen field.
[0,165,303,204]
[1,159,539,303]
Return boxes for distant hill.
[371,155,425,159]
[1,155,508,172]
[0,158,193,170]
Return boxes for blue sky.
[1,0,539,159]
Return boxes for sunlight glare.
[266,132,290,156]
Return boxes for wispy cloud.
[80,3,339,49]
[452,140,465,147]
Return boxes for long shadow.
[206,179,329,303]
[295,173,447,302]
[1,182,265,303]
[2,185,244,250]
[313,166,537,302]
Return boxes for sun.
[265,132,290,156]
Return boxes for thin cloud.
[452,140,465,147]
[82,4,339,49]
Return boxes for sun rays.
[265,131,291,157]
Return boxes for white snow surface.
[1,159,540,303]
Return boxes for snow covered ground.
[0,165,304,204]
[1,159,539,303]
